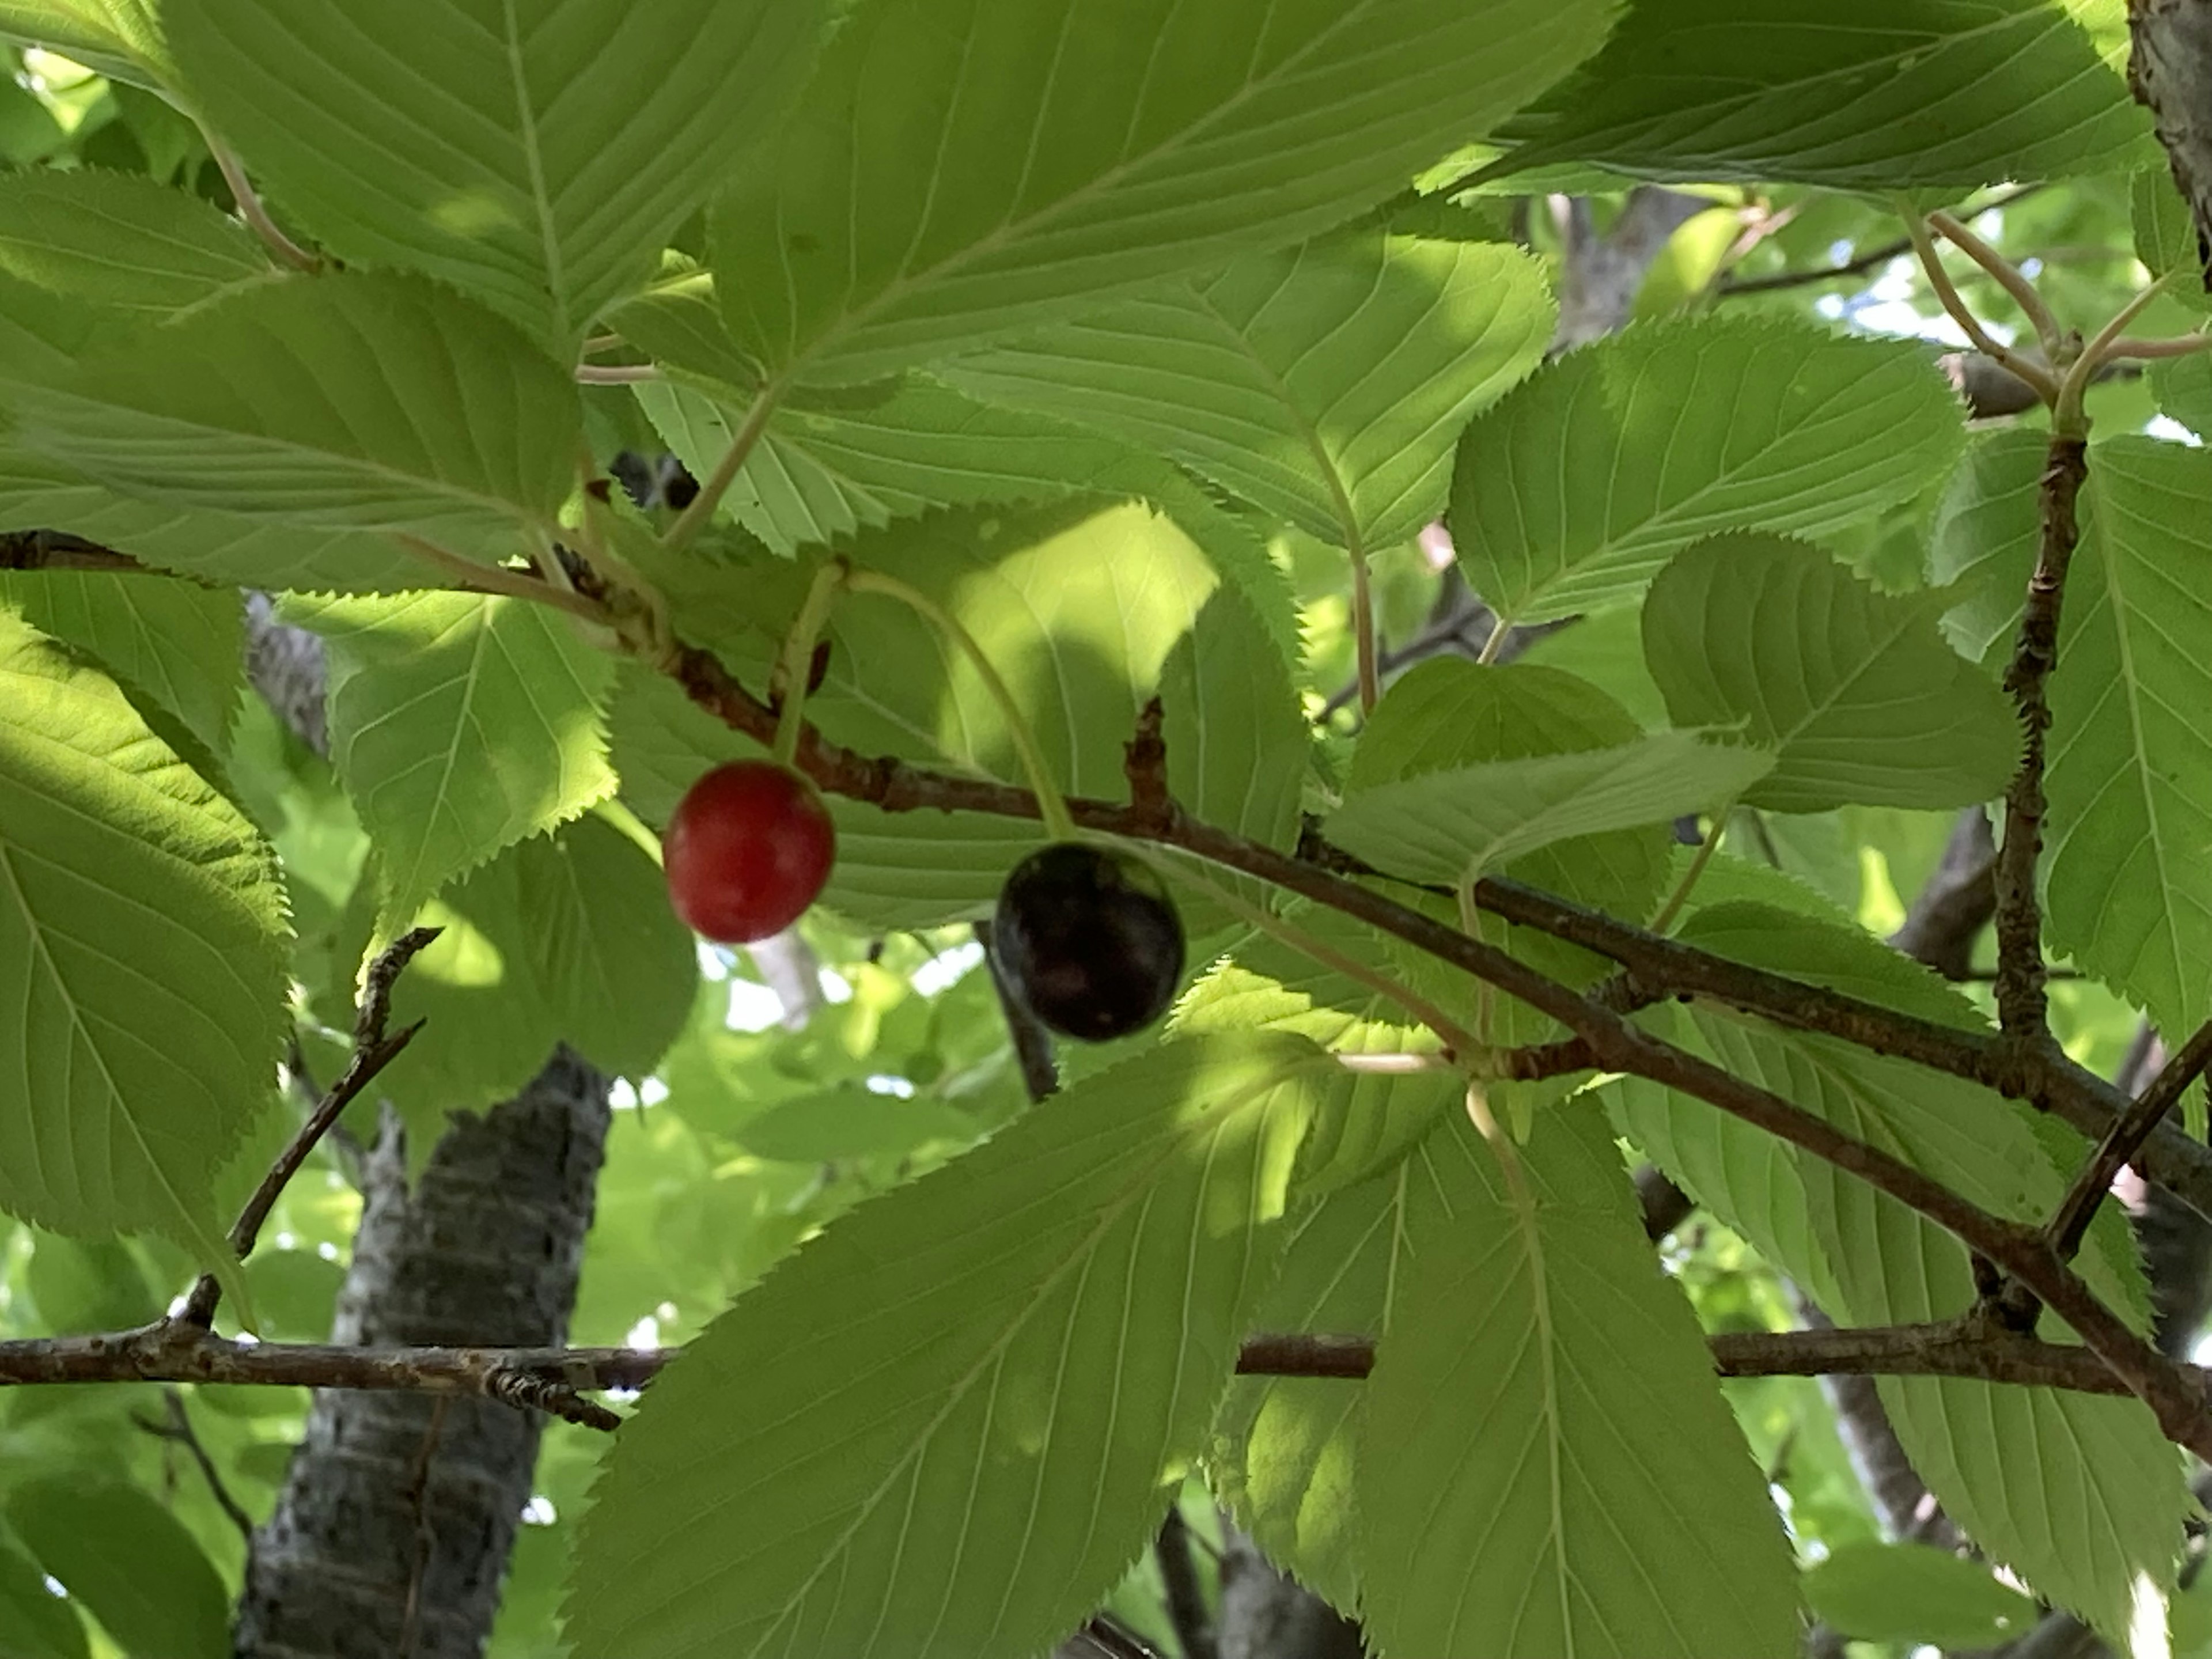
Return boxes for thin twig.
[398,1397,449,1659]
[179,927,442,1328]
[2100,331,2212,361]
[1990,433,2090,1044]
[574,363,661,385]
[395,536,613,624]
[1900,207,2062,404]
[1715,186,2042,297]
[1927,210,2066,354]
[131,1388,255,1542]
[664,384,782,551]
[206,137,320,273]
[2048,1018,2212,1262]
[662,649,2212,1460]
[1156,1505,1218,1659]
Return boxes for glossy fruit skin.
[990,843,1185,1042]
[662,761,836,944]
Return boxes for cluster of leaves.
[2,0,2212,1656]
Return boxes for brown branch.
[13,1320,2200,1412]
[663,639,2212,1457]
[132,1388,255,1542]
[1451,868,2212,1226]
[1156,1504,1218,1659]
[2050,1018,2212,1263]
[179,926,442,1328]
[1714,186,2043,298]
[1993,435,2090,1044]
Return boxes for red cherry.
[662,761,836,943]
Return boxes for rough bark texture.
[2130,0,2212,289]
[1217,1525,1366,1659]
[233,1052,611,1659]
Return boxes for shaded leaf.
[942,231,1553,552]
[0,169,271,315]
[285,591,616,925]
[1361,1105,1800,1658]
[1452,315,1964,624]
[0,570,241,755]
[0,607,283,1278]
[714,0,1613,384]
[566,1033,1332,1658]
[1804,1540,2039,1650]
[3,1477,228,1659]
[1488,0,2150,188]
[1642,533,2016,812]
[165,0,828,354]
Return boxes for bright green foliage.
[713,0,1615,384]
[639,375,1191,555]
[3,1475,229,1659]
[0,606,283,1274]
[1207,1166,1407,1611]
[941,231,1554,554]
[1642,532,2017,811]
[1805,1540,2039,1650]
[286,591,616,926]
[0,7,2206,1655]
[0,0,168,85]
[565,1033,1331,1658]
[0,167,271,314]
[1361,1106,1801,1658]
[1613,905,2183,1642]
[0,567,240,753]
[1452,316,1965,623]
[0,273,580,556]
[1489,0,2150,188]
[1330,729,1771,886]
[164,0,828,355]
[1939,431,2212,1050]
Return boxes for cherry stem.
[840,567,1081,843]
[771,560,849,768]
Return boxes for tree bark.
[233,1053,610,1658]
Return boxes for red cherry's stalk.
[837,565,1081,844]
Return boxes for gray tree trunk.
[236,604,612,1658]
[232,1051,610,1658]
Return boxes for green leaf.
[2035,438,2212,1048]
[2151,350,2212,439]
[1360,1105,1801,1658]
[730,1086,983,1163]
[3,1478,228,1659]
[714,0,1615,385]
[24,1230,157,1333]
[1805,1539,2039,1650]
[1612,907,2183,1642]
[0,607,285,1276]
[0,0,169,86]
[2134,166,2212,302]
[1487,0,2150,189]
[1327,730,1772,885]
[0,1529,85,1659]
[566,1032,1332,1659]
[1452,315,1965,624]
[509,813,697,1080]
[0,570,241,755]
[0,169,272,316]
[165,0,828,355]
[1208,1167,1408,1612]
[1930,427,2043,667]
[637,374,1207,555]
[1642,533,2016,812]
[0,272,579,556]
[941,231,1553,552]
[285,592,616,925]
